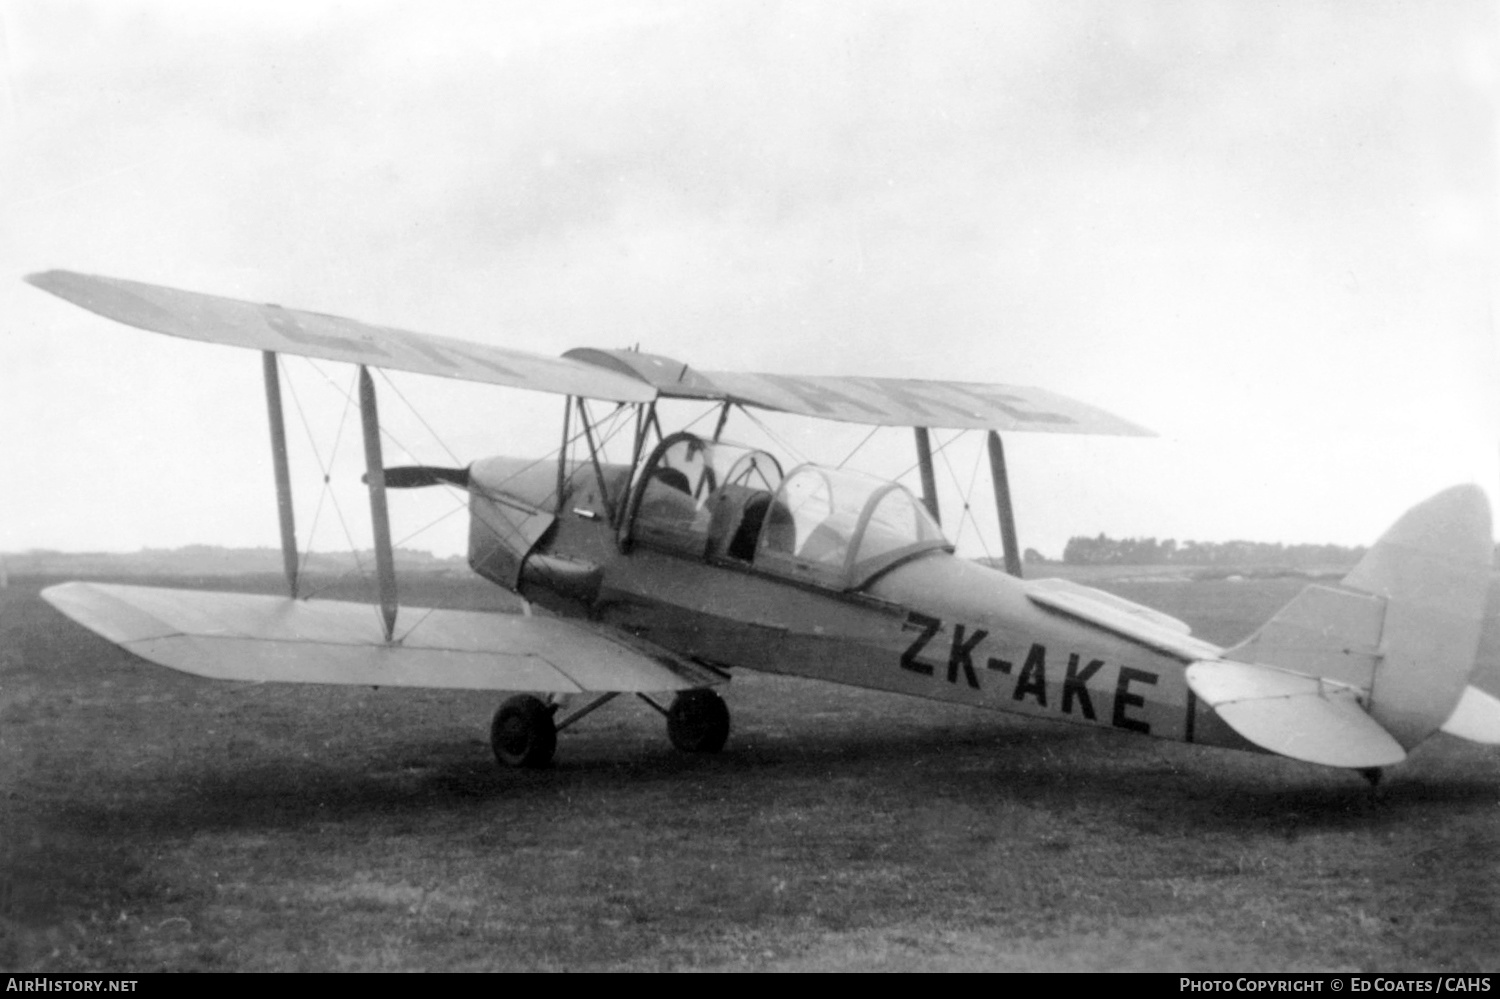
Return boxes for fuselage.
[463,436,1251,756]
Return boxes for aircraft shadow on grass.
[39,716,1500,847]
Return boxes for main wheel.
[490,695,557,769]
[666,689,730,753]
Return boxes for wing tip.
[23,269,65,289]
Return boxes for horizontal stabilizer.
[1027,578,1220,662]
[1186,660,1405,768]
[1440,685,1500,745]
[42,582,720,693]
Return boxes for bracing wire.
[672,402,730,437]
[933,433,969,550]
[302,358,449,478]
[274,359,474,608]
[281,360,367,585]
[836,424,882,470]
[894,428,964,483]
[307,369,370,569]
[394,605,440,644]
[375,368,465,466]
[736,406,810,465]
[392,503,469,551]
[962,437,993,563]
[933,431,994,562]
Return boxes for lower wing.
[43,582,720,693]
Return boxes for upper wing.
[28,270,1149,434]
[42,582,720,693]
[564,347,1151,435]
[701,372,1153,435]
[25,270,654,403]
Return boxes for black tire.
[490,695,557,769]
[666,689,730,753]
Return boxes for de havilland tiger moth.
[24,269,1500,784]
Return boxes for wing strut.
[913,427,941,525]
[987,431,1022,577]
[556,395,572,514]
[358,366,398,640]
[261,351,299,598]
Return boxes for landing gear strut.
[666,689,730,753]
[490,694,557,768]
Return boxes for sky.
[1,0,1495,563]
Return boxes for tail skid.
[1188,484,1496,768]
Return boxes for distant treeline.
[1055,535,1368,567]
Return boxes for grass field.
[2,571,1497,971]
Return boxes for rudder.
[1345,484,1492,748]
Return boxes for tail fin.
[1347,484,1492,747]
[1221,485,1494,752]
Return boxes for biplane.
[26,270,1500,781]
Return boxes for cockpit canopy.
[628,433,785,559]
[756,463,950,587]
[628,432,951,590]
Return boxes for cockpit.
[627,432,952,590]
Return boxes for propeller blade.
[369,466,471,489]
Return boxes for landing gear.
[490,695,557,768]
[1358,767,1383,788]
[666,689,730,753]
[489,688,730,768]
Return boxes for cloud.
[1,1,1493,554]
